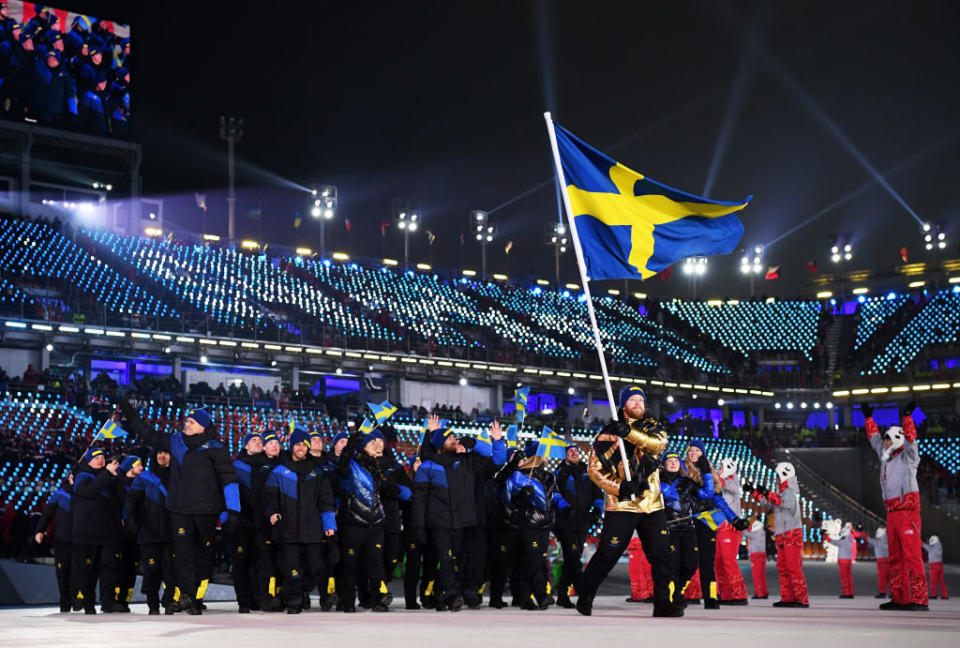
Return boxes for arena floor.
[1,563,957,647]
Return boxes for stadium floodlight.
[310,185,338,258]
[394,199,421,268]
[471,210,494,278]
[459,376,468,386]
[220,116,245,241]
[922,222,947,252]
[830,234,854,264]
[544,222,569,287]
[682,256,708,298]
[740,245,764,295]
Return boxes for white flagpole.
[543,111,633,485]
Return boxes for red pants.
[627,538,652,600]
[838,558,854,596]
[715,524,747,600]
[886,508,927,605]
[775,529,808,605]
[876,557,890,595]
[684,568,702,599]
[750,553,768,597]
[929,562,949,598]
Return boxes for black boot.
[302,592,312,610]
[576,593,593,616]
[178,594,202,615]
[704,597,720,609]
[557,594,575,609]
[653,602,684,617]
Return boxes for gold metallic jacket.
[588,416,667,514]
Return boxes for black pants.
[255,528,281,602]
[669,523,700,597]
[170,513,216,601]
[460,526,487,603]
[71,543,119,609]
[54,541,72,607]
[229,527,257,607]
[580,510,674,605]
[280,542,325,609]
[402,527,423,606]
[695,522,718,602]
[428,527,463,603]
[383,530,402,583]
[555,528,586,598]
[489,526,516,603]
[118,536,139,605]
[140,542,176,608]
[514,528,550,604]
[340,525,386,607]
[420,542,438,601]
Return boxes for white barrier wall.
[400,378,494,413]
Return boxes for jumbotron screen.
[0,2,131,137]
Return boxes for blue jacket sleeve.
[223,482,240,513]
[491,438,506,466]
[697,472,715,500]
[712,492,738,522]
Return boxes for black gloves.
[224,512,240,536]
[519,485,536,500]
[602,420,631,439]
[459,437,476,450]
[856,523,864,532]
[508,451,523,467]
[861,403,874,419]
[901,401,916,417]
[695,454,711,474]
[742,483,755,495]
[618,479,641,501]
[382,483,401,498]
[732,517,749,531]
[755,484,769,497]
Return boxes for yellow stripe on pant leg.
[196,579,209,600]
[268,577,276,597]
[327,577,336,595]
[710,581,717,600]
[669,580,676,603]
[424,580,434,596]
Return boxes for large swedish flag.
[553,123,751,280]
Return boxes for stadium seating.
[661,299,822,360]
[853,295,908,350]
[863,290,960,374]
[0,219,172,318]
[919,436,960,473]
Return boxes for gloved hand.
[224,512,240,536]
[508,450,523,467]
[695,454,711,474]
[618,479,641,501]
[601,420,631,439]
[742,483,755,495]
[855,523,864,532]
[412,527,427,546]
[382,483,401,498]
[732,517,749,531]
[861,403,874,418]
[459,437,476,450]
[901,401,916,418]
[755,484,769,497]
[519,485,536,500]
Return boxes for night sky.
[64,0,960,298]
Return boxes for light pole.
[739,245,763,297]
[829,233,854,296]
[311,185,337,258]
[219,116,244,242]
[682,256,708,298]
[471,210,495,278]
[394,199,419,268]
[922,222,947,287]
[544,222,568,288]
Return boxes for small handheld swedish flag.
[514,387,530,424]
[695,509,727,531]
[505,424,519,448]
[97,419,128,440]
[549,119,750,280]
[536,426,570,460]
[358,418,376,434]
[368,400,398,424]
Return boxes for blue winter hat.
[523,439,539,459]
[369,429,385,442]
[83,446,105,464]
[261,430,281,447]
[505,447,518,463]
[46,49,61,63]
[686,439,706,454]
[241,432,262,449]
[430,427,455,451]
[618,385,646,410]
[661,451,681,467]
[119,455,142,473]
[186,407,212,430]
[289,429,311,449]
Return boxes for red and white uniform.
[826,530,855,596]
[752,462,809,606]
[867,528,891,596]
[745,521,769,598]
[922,536,948,599]
[715,458,748,602]
[626,536,652,601]
[866,414,928,606]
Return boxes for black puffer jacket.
[496,458,562,531]
[72,465,121,545]
[264,453,337,543]
[335,435,386,528]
